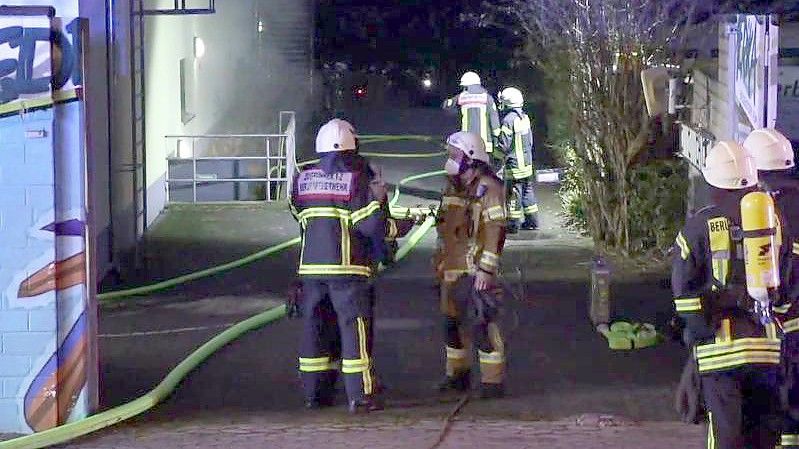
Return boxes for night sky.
[315,0,521,94]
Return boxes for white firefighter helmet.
[742,128,795,171]
[460,71,481,87]
[499,87,524,108]
[315,118,358,154]
[702,140,758,190]
[446,131,489,164]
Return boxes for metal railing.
[165,111,296,203]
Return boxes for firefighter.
[672,140,792,449]
[433,131,508,399]
[743,128,799,449]
[497,87,538,232]
[442,71,502,163]
[289,118,389,413]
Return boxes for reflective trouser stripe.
[299,357,334,372]
[775,303,793,314]
[707,412,715,449]
[674,297,702,312]
[446,346,466,360]
[478,350,504,364]
[523,204,538,214]
[342,359,369,373]
[675,232,690,260]
[357,317,373,394]
[783,434,799,447]
[786,318,799,334]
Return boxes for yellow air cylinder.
[740,191,781,303]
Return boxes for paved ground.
[3,107,698,447]
[57,416,705,449]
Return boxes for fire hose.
[0,135,446,449]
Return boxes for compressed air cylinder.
[740,191,781,304]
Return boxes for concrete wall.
[143,0,313,221]
[107,0,139,277]
[79,0,112,280]
[0,0,113,280]
[0,111,57,432]
[0,5,97,432]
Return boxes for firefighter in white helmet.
[289,118,390,413]
[743,128,799,448]
[442,71,502,161]
[497,87,538,231]
[672,140,791,448]
[433,131,508,398]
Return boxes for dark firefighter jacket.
[498,108,535,180]
[289,153,387,278]
[442,85,501,154]
[671,190,791,374]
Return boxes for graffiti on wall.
[0,4,92,434]
[0,19,82,104]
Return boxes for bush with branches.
[489,0,695,256]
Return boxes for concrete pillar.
[0,6,97,434]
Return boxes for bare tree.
[489,0,696,255]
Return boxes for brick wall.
[0,110,58,433]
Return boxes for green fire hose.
[0,217,436,449]
[0,136,445,449]
[99,136,445,303]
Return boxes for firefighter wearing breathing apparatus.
[497,87,539,232]
[442,71,502,161]
[672,140,792,449]
[289,118,391,414]
[433,131,508,399]
[743,128,799,449]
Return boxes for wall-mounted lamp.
[194,37,206,59]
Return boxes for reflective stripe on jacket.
[443,85,501,153]
[671,194,791,373]
[434,165,507,281]
[290,154,387,278]
[498,109,534,180]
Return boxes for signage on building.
[734,14,778,131]
[777,65,799,143]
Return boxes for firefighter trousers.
[507,177,538,227]
[299,278,377,403]
[440,274,505,385]
[701,367,780,449]
[780,337,799,448]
